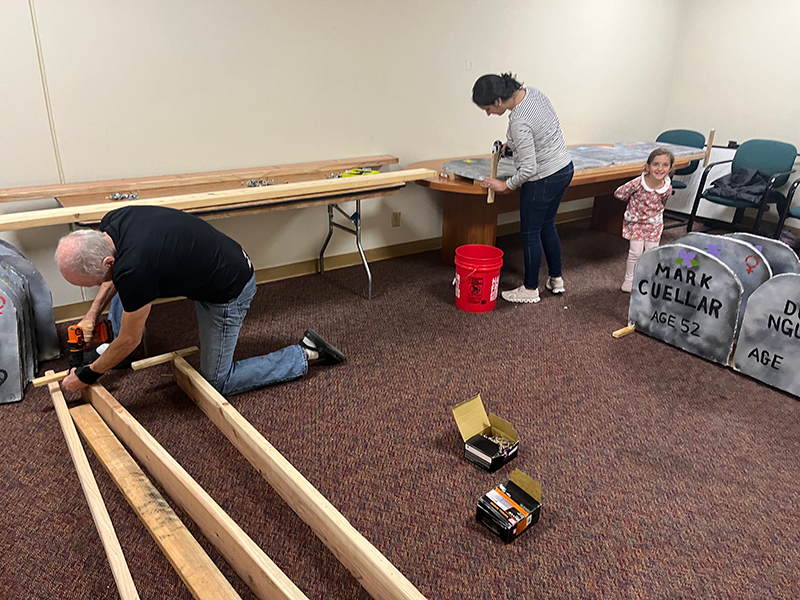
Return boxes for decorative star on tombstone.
[706,243,722,257]
[676,249,698,269]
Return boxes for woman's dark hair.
[472,72,523,105]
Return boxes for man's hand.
[62,369,88,392]
[77,317,95,343]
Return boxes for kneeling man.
[56,206,344,393]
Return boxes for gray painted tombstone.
[0,264,36,382]
[0,243,60,362]
[0,272,32,404]
[0,239,24,257]
[674,232,771,333]
[727,232,800,276]
[0,281,24,404]
[0,255,60,361]
[628,244,742,365]
[734,274,800,398]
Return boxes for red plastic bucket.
[454,244,504,313]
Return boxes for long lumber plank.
[0,155,399,203]
[70,403,241,600]
[0,169,436,232]
[81,384,309,600]
[171,357,427,600]
[45,374,140,600]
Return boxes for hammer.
[486,140,503,204]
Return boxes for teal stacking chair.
[686,139,797,238]
[656,129,706,190]
[775,177,800,235]
[656,129,706,229]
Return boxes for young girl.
[614,148,674,292]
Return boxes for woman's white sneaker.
[501,285,540,303]
[545,276,565,294]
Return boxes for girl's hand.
[482,177,507,192]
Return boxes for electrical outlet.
[391,212,401,227]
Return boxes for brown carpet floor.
[2,220,799,600]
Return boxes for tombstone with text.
[733,274,800,398]
[674,232,771,332]
[628,244,743,365]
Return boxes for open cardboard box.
[477,469,542,543]
[451,393,519,472]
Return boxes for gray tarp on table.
[442,142,702,181]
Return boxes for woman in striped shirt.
[474,73,574,304]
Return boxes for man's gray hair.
[56,229,115,279]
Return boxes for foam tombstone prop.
[734,273,800,398]
[674,232,771,332]
[628,243,742,365]
[727,232,800,276]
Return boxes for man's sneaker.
[300,328,346,365]
[501,285,540,303]
[545,276,565,294]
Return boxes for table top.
[408,142,706,196]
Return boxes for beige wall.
[664,0,800,149]
[2,0,796,309]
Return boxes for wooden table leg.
[590,192,625,236]
[441,192,500,263]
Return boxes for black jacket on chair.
[708,168,785,207]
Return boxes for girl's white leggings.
[624,239,659,283]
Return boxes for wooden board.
[0,169,435,232]
[46,374,140,600]
[131,346,198,371]
[81,384,309,600]
[171,357,427,600]
[70,403,241,600]
[0,155,399,203]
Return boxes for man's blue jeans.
[109,274,307,395]
[518,162,575,290]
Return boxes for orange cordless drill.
[67,320,114,368]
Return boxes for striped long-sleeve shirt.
[505,87,572,190]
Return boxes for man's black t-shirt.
[100,206,253,312]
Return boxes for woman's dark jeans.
[518,162,574,289]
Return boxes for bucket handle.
[452,267,478,286]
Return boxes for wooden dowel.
[703,129,716,167]
[172,356,428,600]
[612,324,635,338]
[0,169,437,232]
[34,369,70,387]
[131,347,199,371]
[70,403,241,600]
[81,384,308,600]
[45,373,140,600]
[33,346,199,385]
